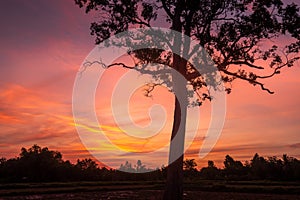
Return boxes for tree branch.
[229,61,264,69]
[218,68,274,94]
[161,0,174,20]
[143,83,162,97]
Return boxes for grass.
[0,180,299,197]
[184,180,300,194]
[0,181,164,196]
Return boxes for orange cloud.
[0,84,89,162]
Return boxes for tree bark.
[163,50,188,200]
[163,93,187,200]
[163,1,189,199]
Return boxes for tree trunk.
[163,94,187,200]
[163,51,188,199]
[163,1,189,199]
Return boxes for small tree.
[75,0,300,199]
[135,160,147,172]
[18,145,64,181]
[200,160,220,180]
[208,160,215,168]
[223,155,245,179]
[251,153,268,179]
[76,158,98,170]
[183,159,197,171]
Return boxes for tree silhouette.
[208,160,215,168]
[75,0,300,199]
[76,158,98,170]
[135,160,147,172]
[251,153,268,179]
[76,158,101,180]
[183,159,197,171]
[200,160,221,180]
[1,145,300,184]
[223,155,247,179]
[18,144,65,181]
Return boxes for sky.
[0,0,299,169]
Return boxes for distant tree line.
[0,145,299,182]
[198,154,300,181]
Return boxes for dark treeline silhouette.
[0,145,299,183]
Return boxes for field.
[0,180,299,200]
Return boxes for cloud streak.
[0,0,300,169]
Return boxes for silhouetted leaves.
[75,0,300,96]
[0,145,299,182]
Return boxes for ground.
[1,190,300,200]
[1,181,299,200]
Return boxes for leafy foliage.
[183,158,197,171]
[75,0,300,98]
[0,145,300,182]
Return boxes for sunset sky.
[0,0,299,169]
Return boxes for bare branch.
[83,60,135,69]
[218,68,274,94]
[229,61,264,69]
[78,59,137,78]
[143,83,162,97]
[161,0,174,20]
[131,18,151,27]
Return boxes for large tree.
[75,0,300,199]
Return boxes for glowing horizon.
[0,0,300,169]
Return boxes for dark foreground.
[1,181,299,200]
[1,190,300,200]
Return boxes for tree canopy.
[75,0,300,97]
